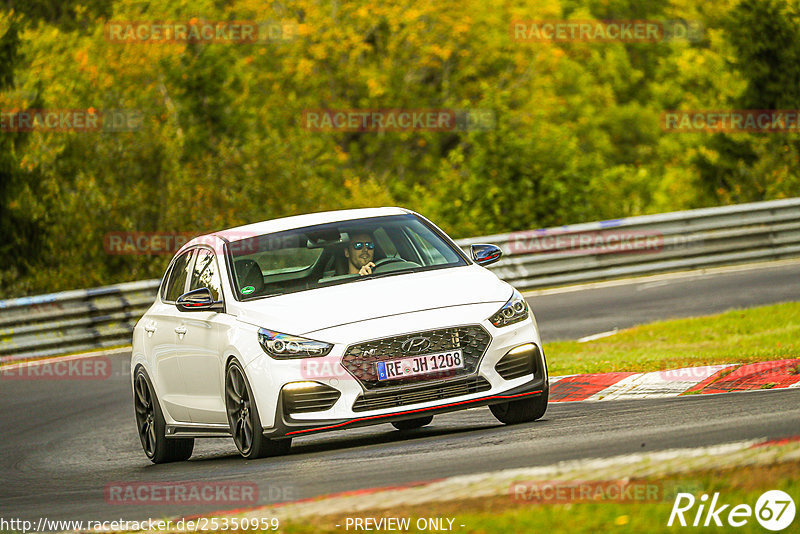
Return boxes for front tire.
[489,389,548,425]
[133,368,194,463]
[391,415,433,431]
[225,360,291,459]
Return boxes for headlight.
[258,328,333,359]
[489,289,529,327]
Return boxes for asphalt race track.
[2,261,799,523]
[528,261,800,341]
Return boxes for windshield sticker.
[241,286,255,295]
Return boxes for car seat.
[234,259,264,295]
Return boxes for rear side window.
[189,248,222,301]
[162,250,194,302]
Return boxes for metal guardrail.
[2,198,799,361]
[459,197,800,290]
[0,280,160,362]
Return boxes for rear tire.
[489,389,548,425]
[391,415,433,431]
[133,368,194,463]
[225,360,291,459]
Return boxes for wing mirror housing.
[176,287,224,312]
[470,244,502,266]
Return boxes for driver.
[345,232,375,276]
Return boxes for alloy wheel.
[134,373,156,457]
[226,365,254,455]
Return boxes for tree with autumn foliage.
[1,0,798,297]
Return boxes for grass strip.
[544,302,800,376]
[279,461,800,533]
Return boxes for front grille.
[341,325,492,390]
[352,375,491,412]
[283,384,341,414]
[495,344,539,380]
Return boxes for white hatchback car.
[131,208,549,462]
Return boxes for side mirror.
[470,244,502,266]
[176,287,224,312]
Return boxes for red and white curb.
[4,351,798,403]
[549,359,800,402]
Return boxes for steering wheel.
[371,256,417,274]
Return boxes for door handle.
[143,321,156,336]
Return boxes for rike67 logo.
[668,490,796,531]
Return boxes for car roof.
[193,207,412,246]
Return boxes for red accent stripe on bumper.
[285,389,543,436]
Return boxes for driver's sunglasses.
[351,241,375,250]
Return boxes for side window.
[189,248,222,301]
[162,250,195,302]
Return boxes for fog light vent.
[495,344,539,380]
[283,382,341,414]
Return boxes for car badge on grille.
[401,336,432,354]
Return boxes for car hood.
[234,265,511,336]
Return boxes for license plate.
[376,349,464,381]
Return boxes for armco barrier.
[461,197,800,290]
[1,198,799,361]
[0,280,160,361]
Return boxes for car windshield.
[227,214,468,299]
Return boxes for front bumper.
[262,373,548,438]
[243,312,548,436]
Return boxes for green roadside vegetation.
[278,461,800,533]
[3,0,800,298]
[543,301,800,376]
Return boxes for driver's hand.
[359,262,375,276]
